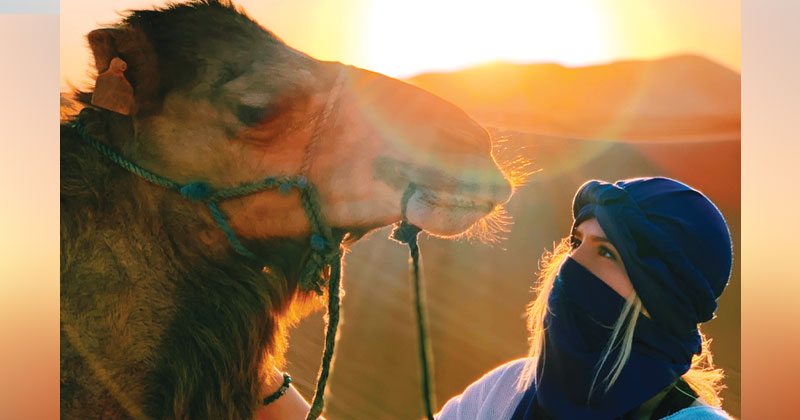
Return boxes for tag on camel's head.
[91,57,134,115]
[87,26,159,116]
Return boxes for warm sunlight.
[60,0,740,90]
[46,1,743,419]
[364,0,613,78]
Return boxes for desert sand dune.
[408,54,740,143]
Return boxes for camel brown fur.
[61,1,513,419]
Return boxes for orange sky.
[60,0,740,90]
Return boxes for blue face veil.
[511,177,733,420]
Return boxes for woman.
[435,177,735,420]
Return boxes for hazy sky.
[60,0,740,90]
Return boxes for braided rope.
[298,187,338,294]
[391,183,437,420]
[306,255,342,419]
[207,202,258,259]
[208,176,298,202]
[72,118,338,294]
[73,119,181,192]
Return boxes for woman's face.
[569,218,634,299]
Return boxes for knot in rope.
[300,246,341,294]
[301,232,341,294]
[390,220,422,245]
[180,182,212,201]
[279,182,294,195]
[390,182,423,247]
[294,175,310,190]
[310,233,328,251]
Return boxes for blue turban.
[571,177,733,337]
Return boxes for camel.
[60,1,515,419]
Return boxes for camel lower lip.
[403,187,495,236]
[414,187,493,212]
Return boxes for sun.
[363,0,613,78]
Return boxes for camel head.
[83,0,515,245]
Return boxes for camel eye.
[236,104,278,126]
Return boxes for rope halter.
[72,65,437,420]
[73,67,347,419]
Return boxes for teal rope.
[306,255,342,420]
[72,117,336,293]
[207,202,258,259]
[73,118,181,192]
[391,183,437,420]
[298,187,339,294]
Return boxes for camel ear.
[87,27,160,115]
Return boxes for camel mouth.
[403,184,506,238]
[413,186,496,213]
[372,155,515,239]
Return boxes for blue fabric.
[512,177,732,420]
[571,177,732,337]
[511,257,700,419]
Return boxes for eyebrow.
[572,230,612,244]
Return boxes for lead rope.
[305,247,341,420]
[390,183,437,420]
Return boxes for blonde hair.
[515,237,725,407]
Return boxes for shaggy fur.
[61,107,352,419]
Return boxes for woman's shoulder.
[435,358,530,420]
[470,358,530,386]
[458,358,530,400]
[659,403,735,420]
